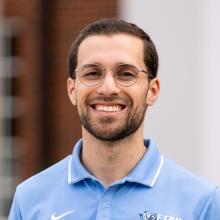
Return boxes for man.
[9,19,220,220]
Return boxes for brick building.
[0,1,118,218]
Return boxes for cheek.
[75,88,91,110]
[130,89,148,108]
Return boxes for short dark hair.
[68,18,159,79]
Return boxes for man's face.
[67,34,159,141]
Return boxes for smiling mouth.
[90,104,125,112]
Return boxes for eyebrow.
[79,62,136,68]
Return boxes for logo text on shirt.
[139,211,182,220]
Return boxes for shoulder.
[9,156,72,219]
[160,157,220,217]
[162,158,215,189]
[16,155,71,198]
[161,158,216,194]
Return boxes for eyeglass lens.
[79,64,139,87]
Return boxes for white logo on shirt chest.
[140,211,182,220]
[51,210,75,220]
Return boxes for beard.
[77,94,148,142]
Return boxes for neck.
[81,126,146,188]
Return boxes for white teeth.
[94,105,122,112]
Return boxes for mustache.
[86,96,132,106]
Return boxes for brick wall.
[3,0,46,182]
[3,0,118,182]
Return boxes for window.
[0,19,21,219]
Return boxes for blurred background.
[0,0,220,219]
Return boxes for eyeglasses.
[74,63,151,87]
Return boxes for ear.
[67,77,77,106]
[146,77,160,106]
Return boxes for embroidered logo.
[139,211,182,220]
[140,211,157,220]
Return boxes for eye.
[81,68,103,80]
[116,71,136,81]
[114,64,138,81]
[84,71,102,78]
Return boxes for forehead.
[77,34,145,67]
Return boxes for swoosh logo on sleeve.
[51,210,75,220]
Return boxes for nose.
[96,70,120,96]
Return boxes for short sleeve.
[199,187,220,220]
[8,189,22,220]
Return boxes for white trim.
[68,156,72,184]
[150,155,164,187]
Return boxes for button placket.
[96,187,115,220]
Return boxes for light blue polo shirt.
[9,139,220,220]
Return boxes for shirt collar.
[68,139,163,187]
[125,139,164,187]
[68,139,94,184]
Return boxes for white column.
[197,0,220,185]
[119,0,220,186]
